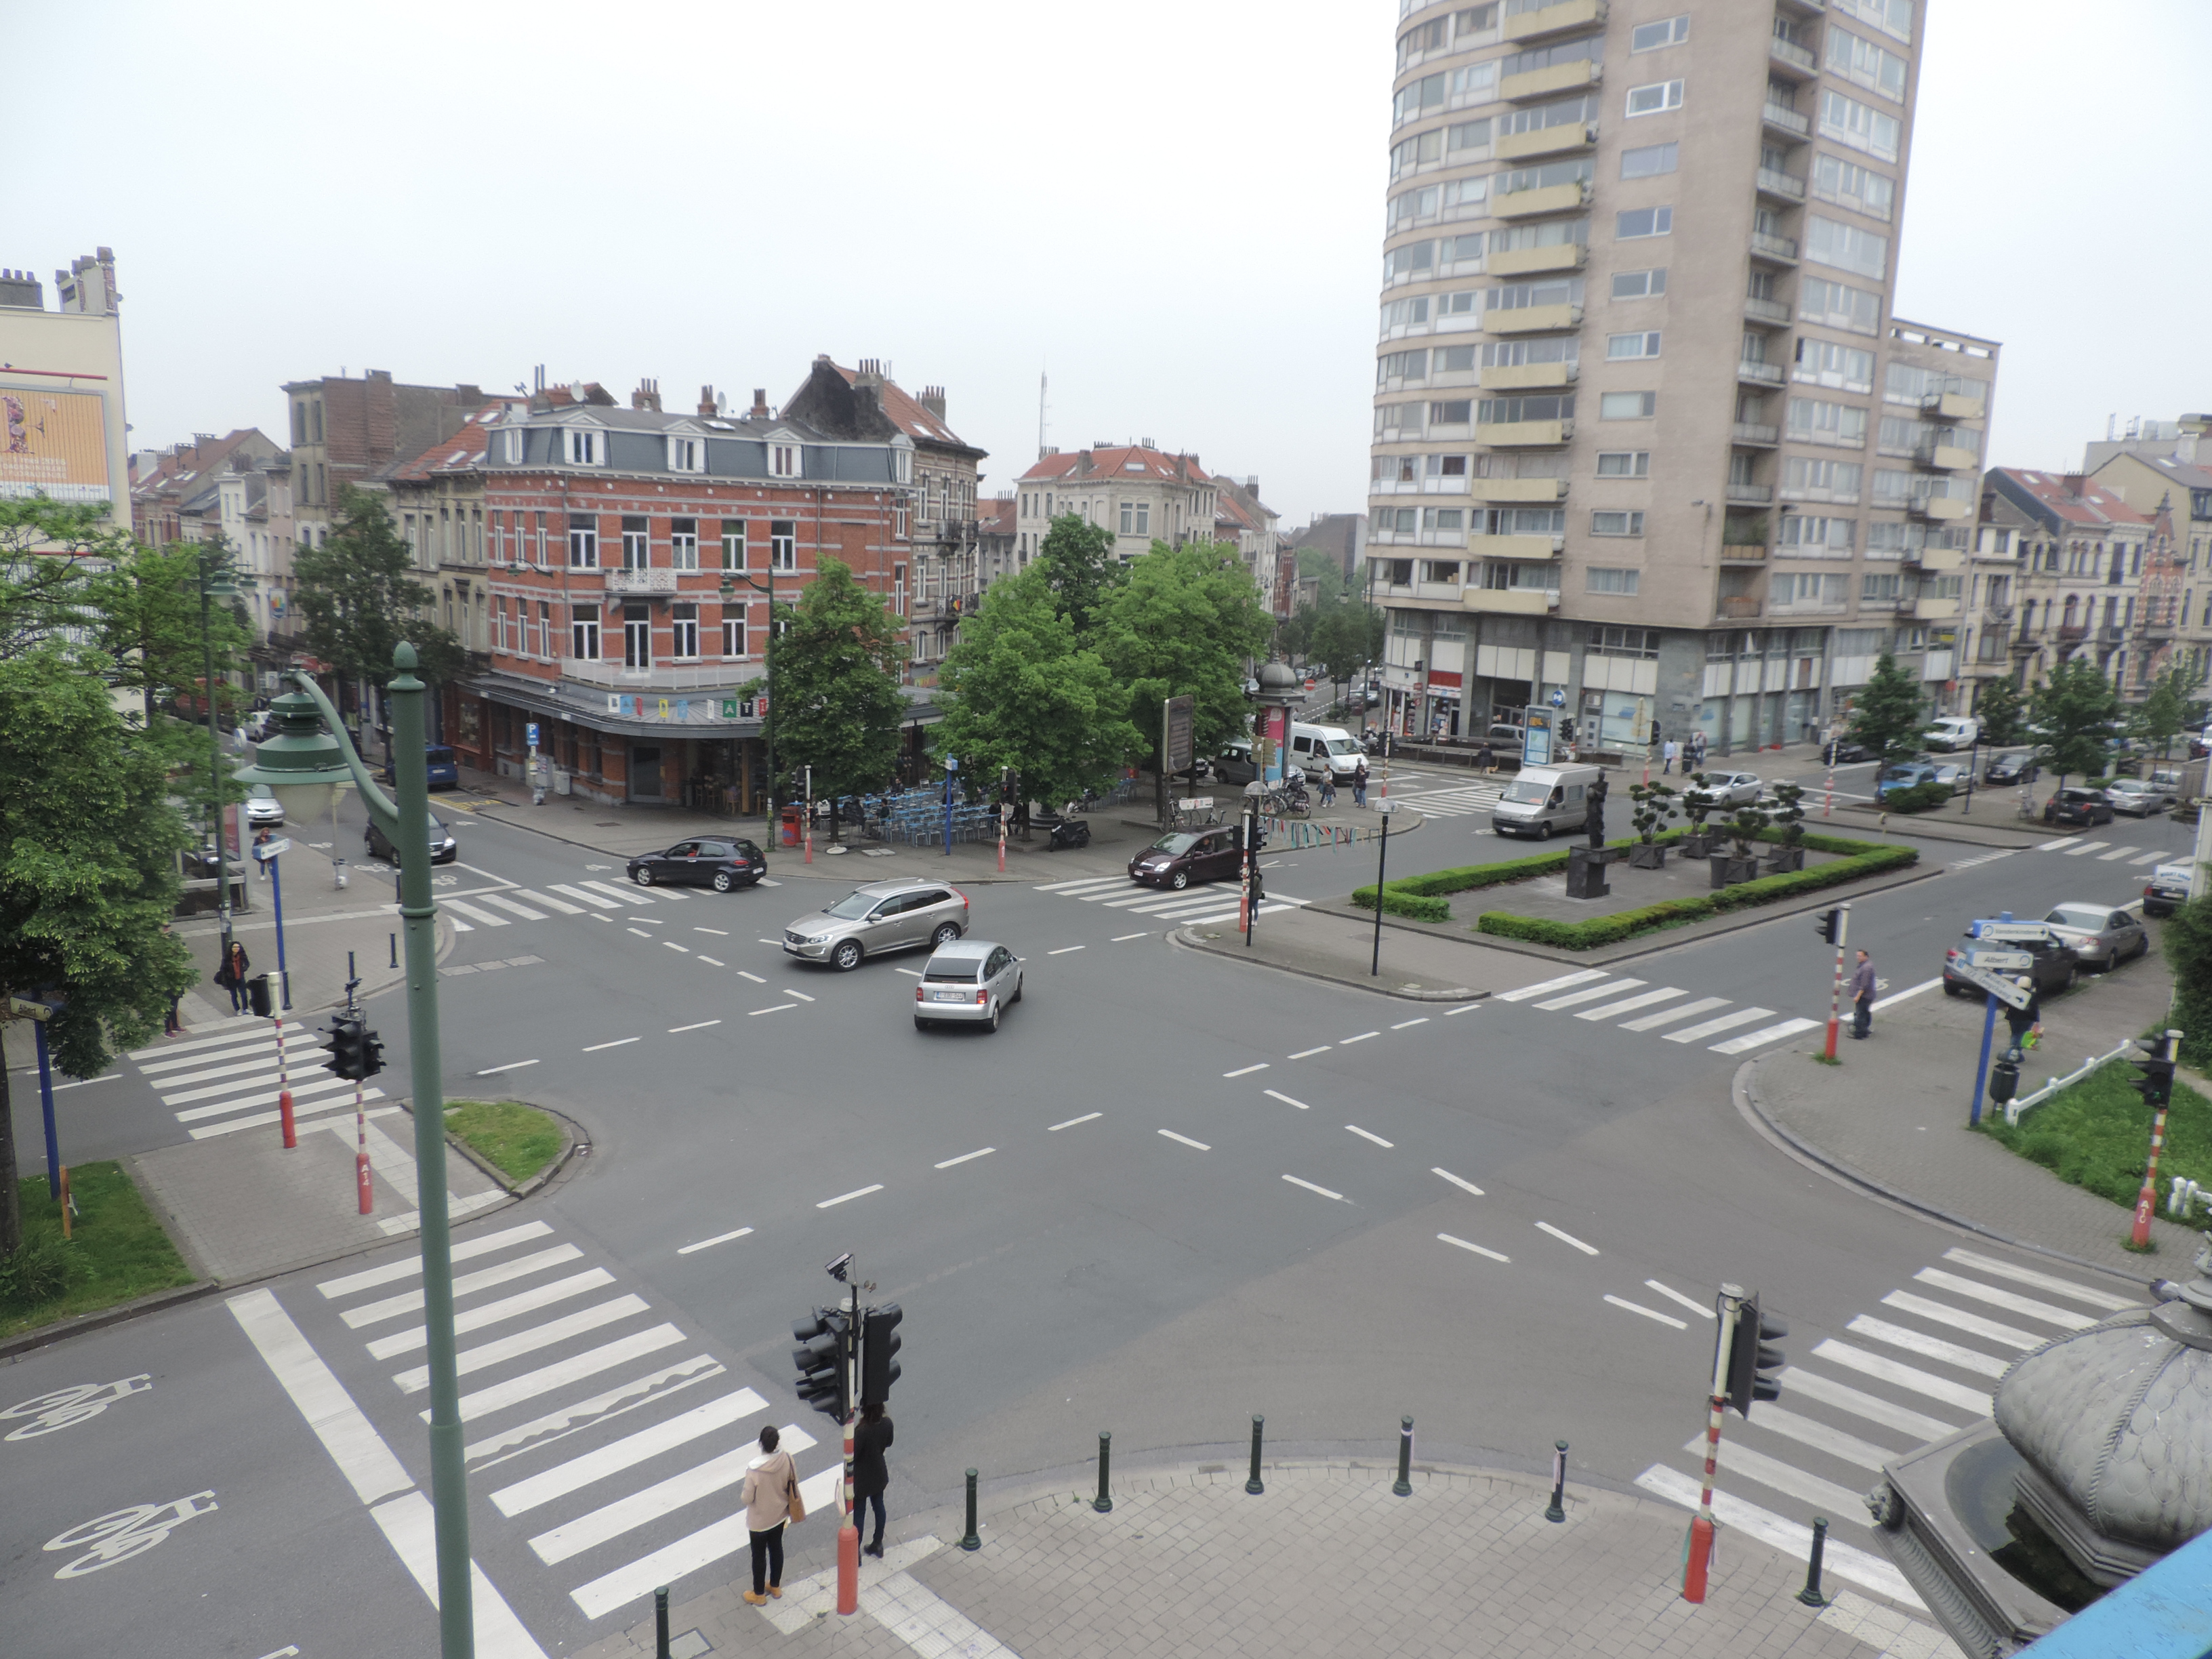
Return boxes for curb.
[1732,1055,2150,1289]
[433,1098,591,1198]
[0,1280,224,1363]
[1824,806,2055,849]
[1170,925,1488,1003]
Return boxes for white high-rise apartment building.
[1370,0,1999,753]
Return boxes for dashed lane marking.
[1158,1130,1211,1151]
[1047,1113,1101,1131]
[1536,1221,1599,1255]
[1287,1046,1330,1059]
[1263,1090,1311,1111]
[1391,1018,1429,1029]
[476,1060,539,1076]
[1433,1168,1484,1196]
[1048,945,1086,955]
[783,990,816,1003]
[1607,1294,1687,1330]
[737,971,766,983]
[1282,1174,1348,1202]
[583,1038,640,1052]
[934,1148,994,1170]
[1223,1063,1269,1078]
[747,1004,797,1017]
[668,1021,721,1034]
[663,942,690,954]
[1645,1279,1716,1319]
[1338,1031,1379,1044]
[676,1228,753,1256]
[1345,1125,1394,1148]
[1438,1233,1509,1263]
[814,1185,883,1209]
[1111,932,1149,941]
[698,956,725,966]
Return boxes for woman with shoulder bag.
[216,939,251,1015]
[854,1399,894,1558]
[741,1423,802,1604]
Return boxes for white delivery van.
[1290,723,1364,781]
[1488,763,1602,840]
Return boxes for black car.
[2043,786,2114,829]
[628,837,766,891]
[366,810,459,865]
[1822,738,1875,765]
[1984,750,2039,785]
[1942,930,2078,998]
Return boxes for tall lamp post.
[287,647,474,1658]
[196,546,242,957]
[721,562,777,851]
[234,691,350,1012]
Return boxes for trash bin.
[247,973,274,1019]
[780,804,802,848]
[1988,1048,2020,1105]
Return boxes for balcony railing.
[1762,102,1811,138]
[1755,166,1807,203]
[2056,621,2087,642]
[560,658,758,691]
[1725,483,1774,506]
[1717,596,1763,619]
[1768,36,1817,73]
[1743,295,1793,326]
[1737,359,1786,386]
[1719,544,1769,562]
[1732,421,1780,447]
[604,567,678,594]
[1750,230,1800,263]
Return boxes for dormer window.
[890,445,912,485]
[770,443,800,478]
[501,428,524,464]
[667,436,703,474]
[566,428,603,466]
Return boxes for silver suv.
[784,878,969,972]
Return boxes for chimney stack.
[1245,474,1259,497]
[698,384,717,417]
[751,388,771,419]
[920,386,947,419]
[632,377,661,412]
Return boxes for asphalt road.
[2,785,2180,1655]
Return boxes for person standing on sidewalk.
[216,940,252,1015]
[1352,759,1369,808]
[1849,948,1877,1039]
[740,1423,800,1605]
[1662,739,1679,775]
[853,1399,893,1558]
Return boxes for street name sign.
[1950,961,2034,1008]
[1969,921,2055,943]
[252,837,293,863]
[1964,948,2032,971]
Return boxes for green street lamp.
[721,564,778,848]
[234,692,352,1010]
[197,546,242,956]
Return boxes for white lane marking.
[935,1147,995,1169]
[582,879,656,905]
[550,883,620,908]
[1176,901,1300,927]
[491,1388,768,1517]
[1443,1003,1481,1015]
[370,1490,550,1658]
[441,1327,689,1423]
[669,1020,722,1033]
[137,1034,291,1074]
[173,1071,361,1121]
[1643,1280,1715,1319]
[465,1358,726,1467]
[476,1059,538,1076]
[1111,932,1149,941]
[529,1423,815,1565]
[1048,1112,1102,1131]
[443,898,512,928]
[1873,976,1943,1012]
[1914,1268,2096,1328]
[1158,1130,1212,1151]
[447,915,475,933]
[1033,876,1130,893]
[1846,1316,2010,1378]
[317,1222,553,1299]
[1438,1233,1509,1262]
[1223,1063,1269,1078]
[1346,1124,1394,1148]
[368,1270,616,1359]
[1536,979,1646,1012]
[1635,1467,1921,1607]
[1263,1090,1311,1111]
[677,1227,753,1256]
[1496,968,1609,1002]
[566,1462,823,1620]
[698,956,726,967]
[783,989,816,1002]
[342,1246,588,1328]
[1282,1174,1348,1202]
[1779,1368,1960,1441]
[815,1185,884,1208]
[1941,1247,2137,1311]
[129,1023,304,1063]
[2131,851,2165,867]
[1753,1405,1897,1471]
[1536,1221,1599,1255]
[1048,945,1086,955]
[478,894,549,922]
[893,967,923,977]
[1711,1016,1822,1055]
[583,1037,640,1052]
[2097,846,2137,861]
[1662,1006,1776,1044]
[190,1094,397,1142]
[228,1289,413,1504]
[1287,1046,1331,1059]
[1338,1031,1380,1044]
[1619,996,1729,1032]
[694,926,729,935]
[1810,1340,1993,1415]
[663,941,691,954]
[1392,1018,1429,1029]
[627,928,653,940]
[2035,836,2080,851]
[2060,840,2110,856]
[512,888,584,915]
[1576,987,1686,1022]
[737,970,766,984]
[757,939,778,945]
[754,879,780,888]
[1880,1291,2038,1349]
[148,1050,302,1091]
[1677,1435,1868,1522]
[748,1004,798,1016]
[393,1296,652,1391]
[630,917,667,926]
[1607,1294,1686,1330]
[1433,1168,1484,1196]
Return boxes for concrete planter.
[1708,854,1759,888]
[1763,846,1806,874]
[1680,832,1715,858]
[1628,842,1668,869]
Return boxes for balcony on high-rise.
[1744,293,1793,326]
[1489,243,1587,276]
[1465,586,1558,615]
[1922,390,1988,422]
[1500,0,1606,42]
[1767,34,1817,78]
[1736,358,1785,388]
[1761,98,1811,139]
[1495,122,1597,163]
[1472,476,1570,502]
[1502,59,1602,101]
[1725,482,1774,506]
[1493,179,1592,219]
[1749,230,1800,265]
[1479,361,1576,390]
[1475,416,1574,446]
[1731,420,1780,447]
[1914,441,1980,472]
[1486,303,1582,335]
[1755,166,1806,203]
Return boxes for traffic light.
[1246,812,1267,854]
[2130,1054,2176,1110]
[1560,718,1578,747]
[861,1302,903,1404]
[792,1307,852,1420]
[323,1017,363,1081]
[1650,722,1662,748]
[1814,907,1845,946]
[357,1025,386,1081]
[1724,1292,1787,1419]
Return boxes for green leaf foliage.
[2164,892,2212,1072]
[769,555,906,801]
[1032,513,1122,640]
[1846,651,1929,764]
[2133,666,2190,761]
[0,497,137,663]
[2029,657,2122,788]
[1097,540,1275,763]
[293,486,465,688]
[1973,676,2027,750]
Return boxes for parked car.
[913,939,1023,1032]
[379,743,460,791]
[2144,861,2194,918]
[1129,825,1244,888]
[627,837,766,891]
[365,810,458,865]
[1984,749,2039,786]
[2042,786,2115,829]
[2040,901,2149,971]
[784,878,968,971]
[1208,739,1258,786]
[1928,761,1966,792]
[1922,716,1981,752]
[243,783,285,828]
[2104,777,2177,817]
[1822,737,1876,766]
[1942,928,2078,998]
[1483,722,1528,759]
[1875,762,1948,800]
[1697,771,1765,808]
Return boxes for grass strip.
[443,1099,567,1185]
[0,1162,197,1339]
[1978,1066,2212,1233]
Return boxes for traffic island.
[0,1162,196,1345]
[442,1098,582,1195]
[1975,1065,2212,1240]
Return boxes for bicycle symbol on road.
[45,1490,218,1577]
[3,1375,153,1441]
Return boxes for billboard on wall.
[0,387,111,503]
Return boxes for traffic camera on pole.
[861,1303,903,1402]
[792,1308,853,1420]
[1724,1292,1788,1419]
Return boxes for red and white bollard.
[354,1078,372,1214]
[273,1014,297,1149]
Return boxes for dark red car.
[1128,825,1245,890]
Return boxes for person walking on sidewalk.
[215,940,252,1015]
[854,1399,894,1558]
[740,1423,800,1605]
[1849,948,1877,1039]
[1352,759,1369,808]
[1662,739,1679,775]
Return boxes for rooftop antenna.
[1038,367,1049,459]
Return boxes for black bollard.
[390,930,398,969]
[1797,1516,1830,1607]
[655,1586,670,1658]
[1094,1431,1113,1513]
[1247,1414,1265,1496]
[1393,1415,1414,1497]
[960,1468,981,1551]
[1545,1440,1568,1523]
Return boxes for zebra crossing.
[440,878,692,933]
[2035,837,2173,866]
[1378,780,1504,819]
[127,1022,401,1144]
[1630,1246,2138,1610]
[1494,968,1822,1056]
[1033,874,1311,929]
[276,1219,844,1626]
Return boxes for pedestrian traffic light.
[1724,1292,1787,1419]
[861,1302,903,1403]
[2130,1054,2177,1110]
[1649,722,1662,748]
[1247,813,1267,854]
[356,1025,386,1081]
[1814,907,1845,945]
[323,1017,363,1080]
[1560,718,1578,747]
[792,1307,852,1420]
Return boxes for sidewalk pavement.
[1746,944,2197,1279]
[579,1458,1959,1659]
[1177,901,1555,1001]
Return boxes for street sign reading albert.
[1963,947,2032,971]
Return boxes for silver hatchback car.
[913,939,1023,1031]
[784,878,968,972]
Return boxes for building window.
[572,605,601,659]
[770,443,800,478]
[721,609,746,658]
[1780,513,1857,553]
[667,436,703,473]
[1818,89,1901,162]
[1826,26,1908,100]
[1610,268,1666,300]
[671,518,699,571]
[1806,215,1889,279]
[770,520,796,571]
[1591,512,1645,537]
[1799,276,1882,336]
[891,447,912,484]
[721,519,747,570]
[1630,15,1688,50]
[1861,571,1904,602]
[1120,501,1151,535]
[1595,451,1651,477]
[1811,154,1896,220]
[311,403,323,444]
[1794,337,1876,392]
[623,603,651,670]
[1606,331,1662,361]
[569,523,598,569]
[1620,142,1677,179]
[895,506,909,539]
[1616,206,1673,239]
[893,562,907,617]
[1786,396,1870,448]
[672,602,699,659]
[1586,567,1641,594]
[1625,79,1684,117]
[621,516,650,570]
[1599,392,1657,419]
[565,428,603,466]
[501,428,523,464]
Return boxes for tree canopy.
[293,485,464,689]
[769,556,906,801]
[1845,651,1927,764]
[2029,657,2121,785]
[1972,675,2027,750]
[1097,539,1275,762]
[1032,513,1122,640]
[2133,665,2190,760]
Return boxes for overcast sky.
[10,1,2208,525]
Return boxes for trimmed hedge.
[1879,781,1952,814]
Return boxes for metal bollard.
[1545,1440,1568,1523]
[1247,1414,1265,1496]
[1393,1415,1414,1497]
[1797,1516,1830,1607]
[960,1468,981,1551]
[390,931,398,968]
[655,1585,670,1658]
[1093,1431,1113,1513]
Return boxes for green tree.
[770,556,905,819]
[0,647,197,1254]
[2133,665,2190,761]
[1031,513,1122,640]
[86,537,253,728]
[2165,892,2212,1070]
[293,486,465,700]
[2029,657,2122,787]
[1276,600,1318,662]
[0,497,121,661]
[1310,594,1384,695]
[1845,651,1928,764]
[933,569,1142,818]
[1972,675,2027,750]
[1097,539,1275,770]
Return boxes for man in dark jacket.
[1849,949,1877,1038]
[853,1400,893,1558]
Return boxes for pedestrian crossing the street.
[302,1220,844,1622]
[1494,969,1821,1056]
[1630,1247,2138,1610]
[1033,874,1311,929]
